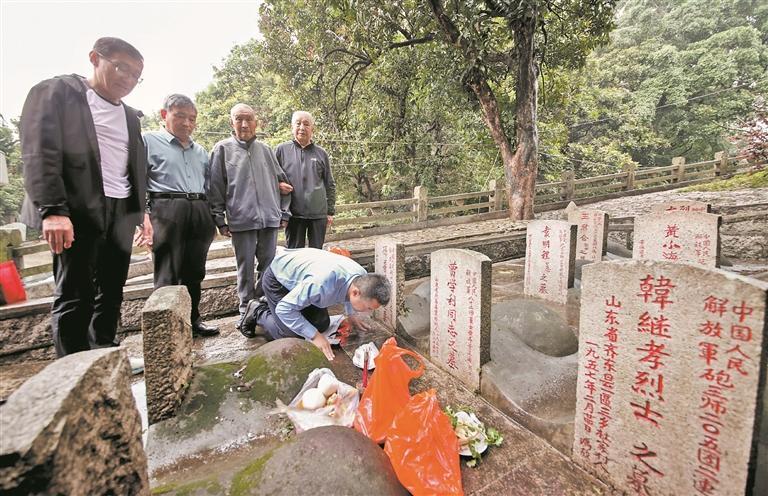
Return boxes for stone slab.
[0,348,148,494]
[633,211,721,267]
[142,286,193,425]
[430,248,491,392]
[574,260,767,496]
[568,209,608,262]
[524,220,577,304]
[374,237,405,333]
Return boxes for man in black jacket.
[20,37,147,357]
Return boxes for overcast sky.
[1,0,261,121]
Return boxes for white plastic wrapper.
[271,368,360,433]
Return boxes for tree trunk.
[509,13,540,220]
[428,0,539,220]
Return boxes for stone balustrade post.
[413,185,428,223]
[672,156,686,182]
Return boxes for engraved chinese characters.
[633,212,721,267]
[568,209,609,262]
[574,260,767,496]
[430,249,491,392]
[650,201,711,214]
[374,237,404,332]
[524,221,577,304]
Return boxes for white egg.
[317,374,339,397]
[302,388,326,410]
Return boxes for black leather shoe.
[193,321,220,337]
[240,299,268,338]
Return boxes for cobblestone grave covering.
[524,220,577,304]
[568,209,609,262]
[0,349,149,494]
[430,248,491,391]
[374,237,404,332]
[633,212,721,267]
[142,285,193,425]
[650,200,711,213]
[574,259,767,496]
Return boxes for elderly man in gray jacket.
[209,104,293,328]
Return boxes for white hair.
[230,103,256,121]
[291,110,314,126]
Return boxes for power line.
[568,79,765,129]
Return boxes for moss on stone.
[682,169,768,191]
[229,449,278,496]
[151,476,222,495]
[239,341,327,405]
[156,362,240,439]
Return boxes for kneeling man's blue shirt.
[271,248,366,339]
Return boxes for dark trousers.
[258,266,330,340]
[285,217,327,249]
[150,198,216,324]
[51,198,134,357]
[231,228,278,314]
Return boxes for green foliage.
[542,0,768,177]
[681,168,768,191]
[0,117,24,223]
[192,0,765,203]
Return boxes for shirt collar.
[293,139,314,150]
[161,127,195,148]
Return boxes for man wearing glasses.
[20,37,147,357]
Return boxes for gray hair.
[163,94,195,111]
[353,274,391,306]
[231,103,256,120]
[93,37,143,61]
[291,110,314,126]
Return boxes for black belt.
[149,192,207,200]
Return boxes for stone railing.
[326,152,757,241]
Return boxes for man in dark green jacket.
[275,111,336,249]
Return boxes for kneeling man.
[241,248,390,360]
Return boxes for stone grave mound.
[239,425,408,496]
[146,339,328,474]
[480,299,578,454]
[492,300,577,357]
[399,292,430,350]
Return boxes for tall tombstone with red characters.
[374,237,404,332]
[650,201,711,214]
[574,259,767,496]
[568,208,609,262]
[633,212,721,267]
[430,249,491,392]
[524,220,577,304]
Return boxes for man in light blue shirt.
[242,248,390,360]
[138,94,218,337]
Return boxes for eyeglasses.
[96,52,143,84]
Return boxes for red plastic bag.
[0,261,26,305]
[384,389,464,496]
[354,337,425,443]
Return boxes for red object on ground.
[354,337,425,443]
[0,261,26,304]
[362,350,369,388]
[384,389,464,495]
[328,246,352,258]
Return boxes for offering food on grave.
[301,388,326,410]
[325,392,339,407]
[318,374,339,397]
